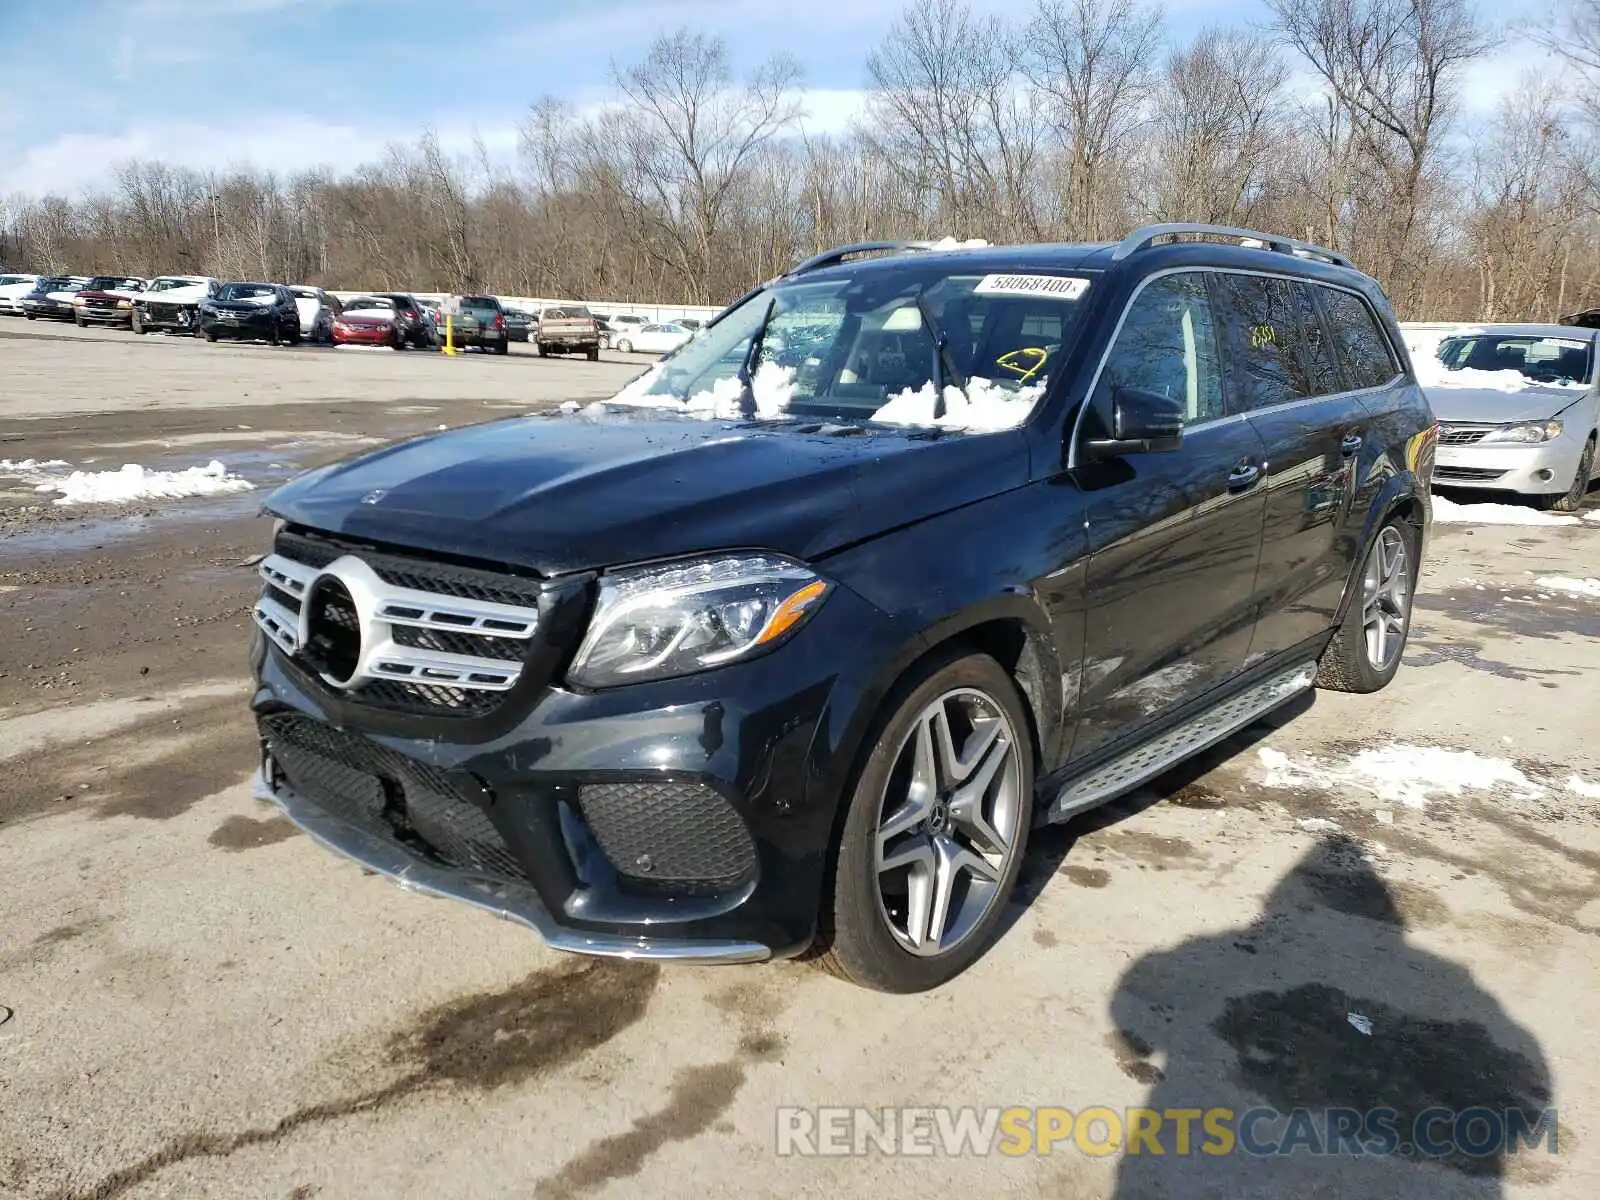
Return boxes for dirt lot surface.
[2,319,1597,1199]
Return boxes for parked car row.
[2,269,709,361]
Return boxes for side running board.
[1048,662,1317,822]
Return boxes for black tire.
[616,338,632,354]
[586,346,600,362]
[74,313,85,328]
[203,329,217,342]
[25,313,35,320]
[536,343,549,357]
[1317,516,1419,694]
[815,649,1034,993]
[494,337,510,356]
[1536,435,1596,513]
[131,309,145,334]
[268,323,281,347]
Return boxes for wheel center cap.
[927,801,951,835]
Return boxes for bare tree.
[864,0,1045,239]
[1266,0,1489,309]
[1025,0,1166,240]
[1142,28,1289,225]
[607,30,802,302]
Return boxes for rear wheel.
[586,346,600,362]
[817,650,1033,993]
[616,338,633,354]
[1536,435,1596,513]
[1317,518,1417,694]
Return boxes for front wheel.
[616,338,632,354]
[203,329,217,342]
[131,310,145,334]
[816,650,1033,993]
[1536,435,1596,513]
[1317,517,1418,693]
[74,313,85,327]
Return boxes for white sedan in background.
[0,272,40,314]
[612,322,694,356]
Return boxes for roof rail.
[1112,223,1355,270]
[786,240,940,277]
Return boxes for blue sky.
[0,0,1545,198]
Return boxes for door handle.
[1341,433,1364,455]
[1227,463,1261,491]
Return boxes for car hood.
[1422,383,1588,424]
[79,288,138,302]
[142,284,212,305]
[265,408,1030,574]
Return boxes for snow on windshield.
[607,361,797,419]
[1415,335,1590,392]
[871,377,1046,431]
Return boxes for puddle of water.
[0,491,270,560]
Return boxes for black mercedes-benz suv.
[250,224,1437,992]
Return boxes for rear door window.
[1212,274,1339,410]
[1096,272,1225,426]
[1319,287,1401,390]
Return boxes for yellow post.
[443,313,457,356]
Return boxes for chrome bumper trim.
[251,764,772,965]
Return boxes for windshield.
[88,276,139,290]
[606,266,1094,429]
[0,275,30,286]
[148,277,199,292]
[218,283,276,301]
[1436,334,1592,387]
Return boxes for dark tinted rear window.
[1320,288,1401,389]
[1212,274,1338,410]
[462,296,501,310]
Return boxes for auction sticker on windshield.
[974,274,1091,300]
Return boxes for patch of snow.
[1347,1012,1373,1036]
[1296,817,1342,833]
[1413,356,1584,393]
[1258,743,1545,810]
[1584,510,1600,523]
[1431,495,1580,527]
[1567,774,1600,800]
[1533,575,1600,599]
[1,458,71,473]
[928,235,990,249]
[871,377,1046,431]
[31,460,253,506]
[1375,810,1394,825]
[605,361,796,420]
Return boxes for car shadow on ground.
[1002,695,1558,1197]
[1105,837,1554,1196]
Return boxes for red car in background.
[331,293,435,349]
[72,276,146,327]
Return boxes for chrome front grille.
[255,530,546,716]
[1437,424,1494,446]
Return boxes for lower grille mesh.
[577,780,756,893]
[262,713,527,883]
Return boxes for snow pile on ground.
[1533,575,1600,598]
[0,458,71,472]
[1430,495,1581,526]
[1568,774,1600,799]
[1258,744,1546,809]
[871,377,1046,431]
[30,460,254,506]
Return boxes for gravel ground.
[1,318,1597,1200]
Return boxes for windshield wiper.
[913,291,967,420]
[737,296,779,419]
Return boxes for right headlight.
[1480,421,1562,444]
[568,554,831,688]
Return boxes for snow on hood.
[343,305,396,319]
[44,290,81,304]
[1414,354,1586,422]
[871,377,1046,431]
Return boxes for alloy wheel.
[1362,526,1410,671]
[873,688,1023,957]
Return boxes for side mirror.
[1082,386,1185,458]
